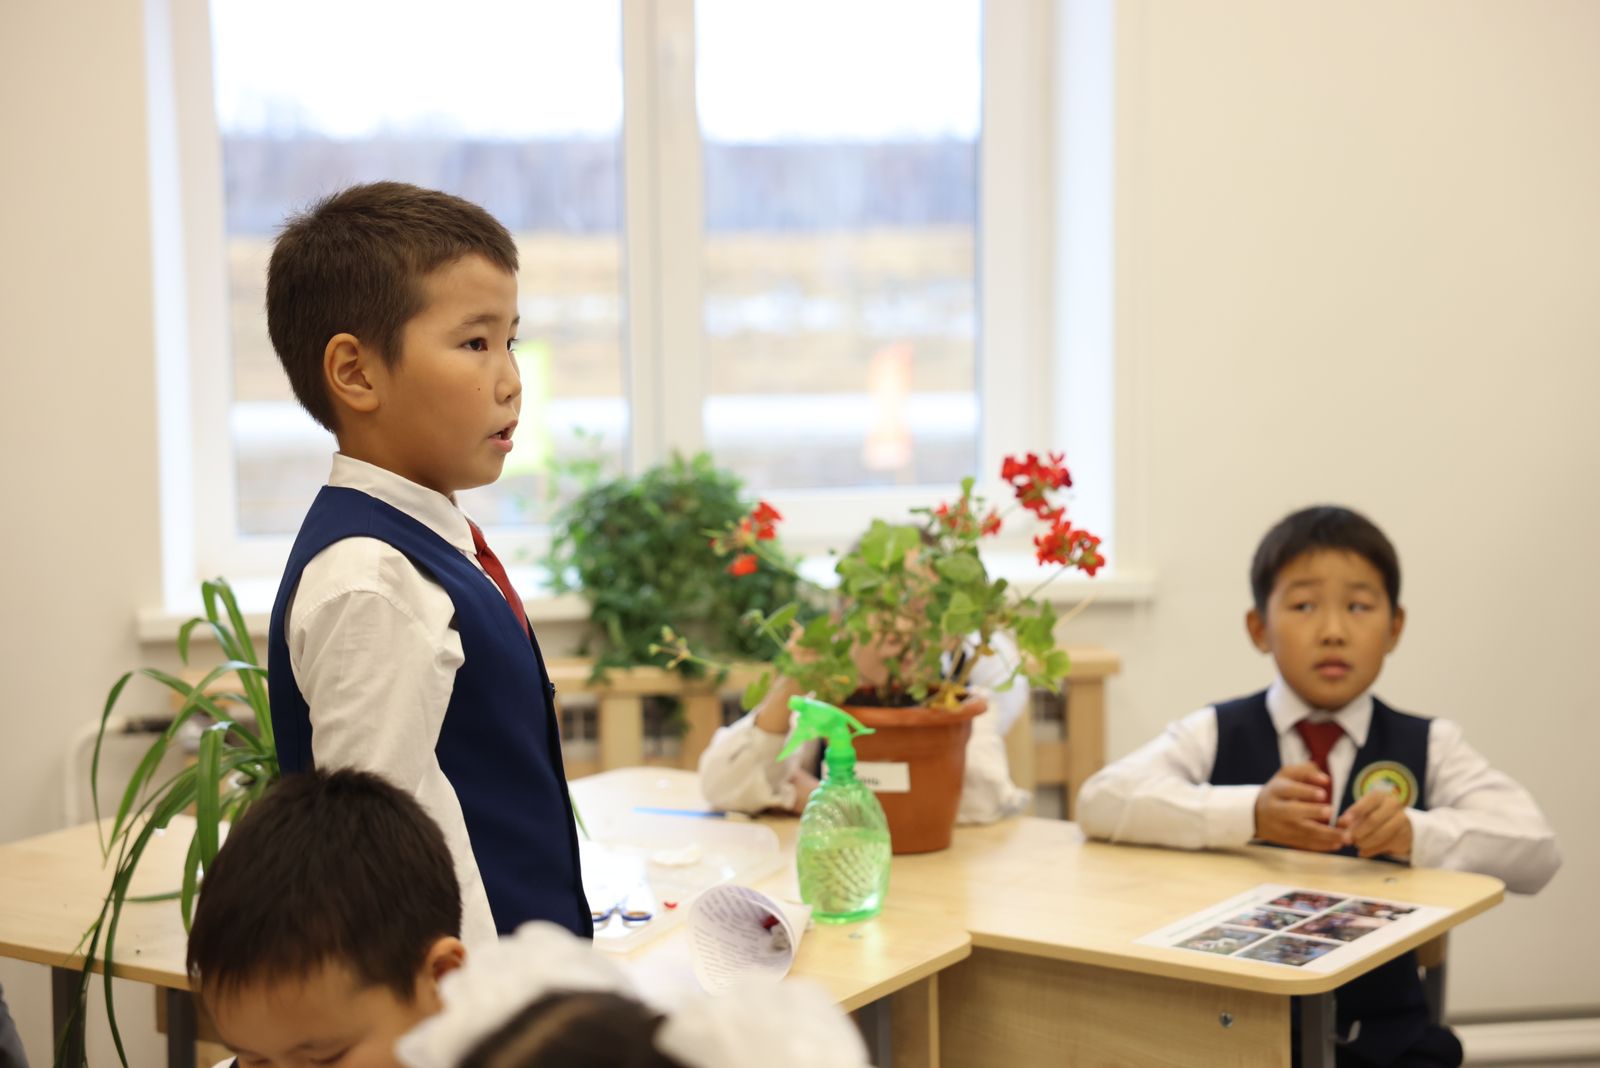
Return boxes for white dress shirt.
[697,630,1033,824]
[1075,677,1561,894]
[285,454,500,947]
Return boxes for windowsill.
[136,559,1155,645]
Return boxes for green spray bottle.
[780,695,893,923]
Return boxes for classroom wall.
[0,0,174,1061]
[0,0,1595,1059]
[1059,0,1600,1018]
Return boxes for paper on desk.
[1136,883,1450,972]
[688,884,812,995]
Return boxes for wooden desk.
[0,795,968,1067]
[577,770,1504,1068]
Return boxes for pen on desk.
[632,805,748,820]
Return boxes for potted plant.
[58,578,278,1067]
[661,452,1103,853]
[544,451,814,693]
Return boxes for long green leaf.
[176,615,205,666]
[90,671,134,854]
[179,831,203,931]
[106,732,173,856]
[194,722,227,867]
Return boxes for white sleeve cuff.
[1206,785,1263,847]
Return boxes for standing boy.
[265,182,588,946]
[1078,505,1560,1067]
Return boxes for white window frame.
[151,0,1111,608]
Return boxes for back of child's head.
[1250,505,1401,614]
[267,180,519,431]
[458,991,685,1068]
[186,766,462,1006]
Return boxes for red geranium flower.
[727,553,759,577]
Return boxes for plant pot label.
[852,761,912,793]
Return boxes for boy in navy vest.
[1078,505,1559,1067]
[264,182,588,946]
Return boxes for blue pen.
[632,805,744,820]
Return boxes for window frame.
[159,0,1082,598]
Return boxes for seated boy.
[1077,505,1560,1068]
[263,181,587,946]
[186,768,467,1066]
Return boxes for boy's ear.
[1245,607,1270,653]
[423,935,467,984]
[1386,604,1406,652]
[324,332,382,417]
[413,935,467,1012]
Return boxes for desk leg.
[857,996,894,1067]
[1300,992,1336,1068]
[51,967,86,1067]
[166,988,198,1068]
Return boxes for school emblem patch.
[1353,761,1419,808]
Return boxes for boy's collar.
[328,453,476,557]
[1265,677,1374,748]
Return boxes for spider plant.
[56,577,278,1067]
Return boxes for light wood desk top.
[574,769,1504,998]
[0,782,970,1015]
[0,817,194,990]
[568,770,969,1012]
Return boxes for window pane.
[696,0,981,490]
[212,0,626,534]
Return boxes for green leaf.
[742,670,773,711]
[91,671,133,853]
[195,722,228,868]
[180,832,203,931]
[933,552,985,585]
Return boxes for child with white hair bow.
[397,922,871,1068]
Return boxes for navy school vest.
[268,486,591,939]
[1209,690,1451,1066]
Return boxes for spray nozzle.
[778,696,874,775]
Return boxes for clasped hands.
[1253,762,1413,860]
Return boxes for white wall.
[1062,0,1600,1018]
[0,0,1595,1060]
[0,1,175,1061]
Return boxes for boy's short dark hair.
[186,768,461,1003]
[267,181,519,431]
[1250,505,1401,614]
[460,991,686,1068]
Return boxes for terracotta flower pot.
[843,701,983,854]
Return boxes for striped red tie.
[1294,719,1345,778]
[469,521,529,636]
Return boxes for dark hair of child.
[1249,504,1401,614]
[458,991,688,1068]
[185,767,462,1002]
[266,180,520,431]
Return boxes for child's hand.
[1254,763,1345,852]
[1337,789,1413,860]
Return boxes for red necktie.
[1294,719,1345,778]
[469,521,529,637]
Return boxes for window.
[166,0,1077,585]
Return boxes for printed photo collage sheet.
[1136,883,1448,971]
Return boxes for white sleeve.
[1075,707,1261,849]
[697,708,816,814]
[955,632,1031,824]
[1407,719,1561,894]
[289,542,499,948]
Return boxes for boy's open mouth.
[492,421,517,441]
